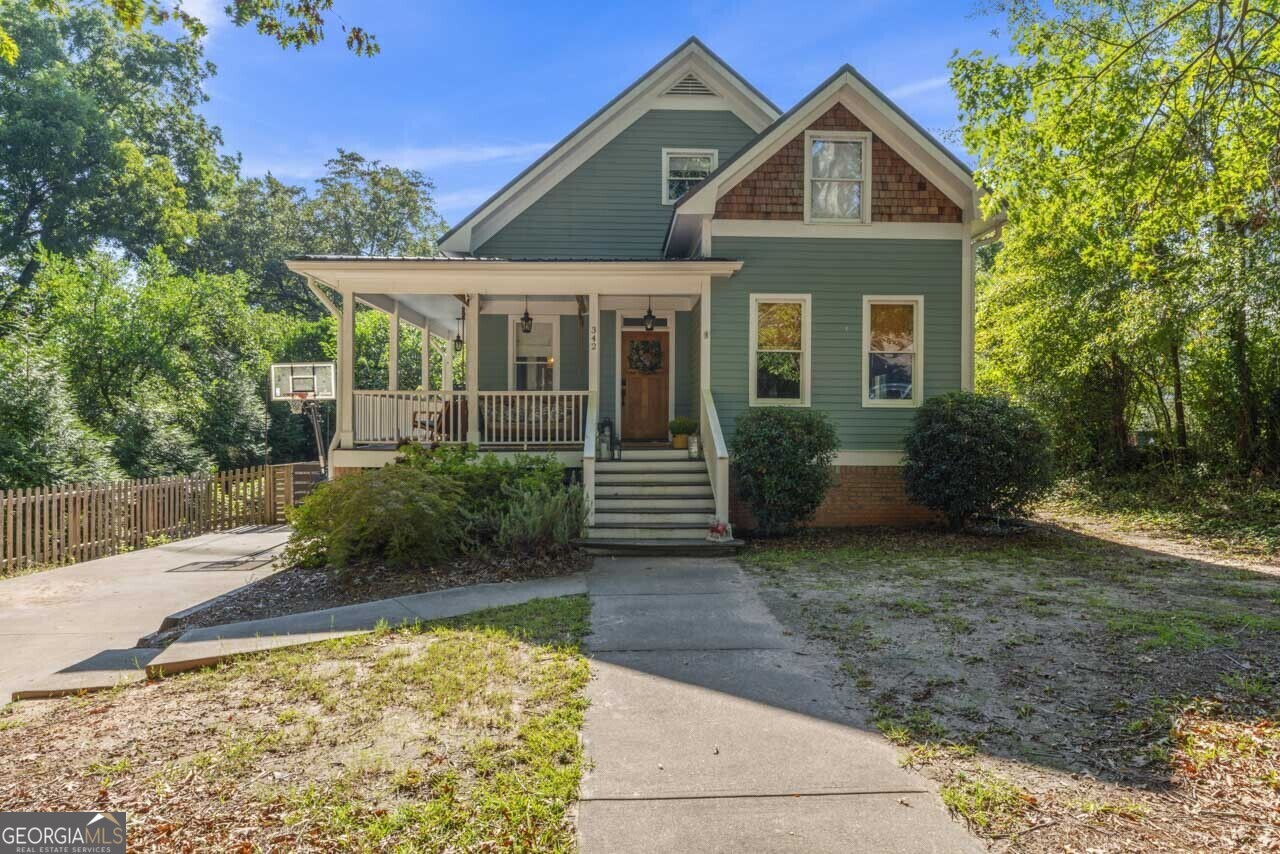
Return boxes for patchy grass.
[1043,471,1280,561]
[745,527,1280,852]
[0,595,591,852]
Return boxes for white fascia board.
[443,46,777,254]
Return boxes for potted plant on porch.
[668,416,698,450]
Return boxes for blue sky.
[189,0,1006,225]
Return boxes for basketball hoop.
[270,363,335,474]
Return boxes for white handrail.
[582,390,598,527]
[700,387,730,525]
[352,389,588,447]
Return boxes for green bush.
[493,481,588,554]
[902,391,1054,528]
[398,444,564,542]
[668,416,698,436]
[730,408,839,537]
[283,465,463,572]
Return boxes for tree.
[36,250,274,477]
[307,150,446,257]
[955,0,1280,475]
[0,0,377,66]
[0,340,121,488]
[0,2,230,317]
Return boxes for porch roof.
[285,255,742,332]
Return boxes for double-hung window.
[749,294,811,406]
[662,148,718,205]
[804,130,872,223]
[862,296,922,407]
[511,319,557,391]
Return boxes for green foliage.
[1,1,376,67]
[668,416,698,436]
[730,407,839,537]
[493,481,588,555]
[398,444,566,547]
[0,342,120,487]
[955,1,1280,479]
[902,392,1054,528]
[0,2,228,310]
[284,465,463,572]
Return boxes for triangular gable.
[439,37,780,254]
[669,65,976,251]
[716,103,962,223]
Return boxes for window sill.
[749,398,810,408]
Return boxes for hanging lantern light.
[520,296,534,334]
[643,295,656,331]
[454,308,465,352]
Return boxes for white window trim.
[748,293,811,407]
[507,314,561,391]
[662,147,719,205]
[861,295,923,408]
[803,129,873,225]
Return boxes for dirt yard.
[0,596,590,852]
[745,527,1280,852]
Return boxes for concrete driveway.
[0,526,290,702]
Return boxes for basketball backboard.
[270,363,335,401]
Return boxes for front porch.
[286,257,741,527]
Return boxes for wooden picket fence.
[0,463,320,574]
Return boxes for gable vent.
[666,73,716,97]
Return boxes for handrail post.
[701,386,730,526]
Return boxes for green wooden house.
[287,37,1000,541]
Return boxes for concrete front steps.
[582,447,742,556]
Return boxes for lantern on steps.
[597,418,614,461]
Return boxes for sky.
[187,0,1007,225]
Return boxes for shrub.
[493,481,588,554]
[730,408,839,537]
[283,465,464,572]
[902,391,1054,529]
[398,444,564,543]
[668,416,698,436]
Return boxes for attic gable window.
[804,130,872,223]
[662,148,718,205]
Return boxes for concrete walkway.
[578,557,981,853]
[1,527,290,702]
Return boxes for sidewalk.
[577,557,981,853]
[1,527,289,702]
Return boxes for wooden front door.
[621,329,670,441]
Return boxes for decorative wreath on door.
[627,339,663,373]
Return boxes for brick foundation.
[730,464,942,530]
[715,104,962,223]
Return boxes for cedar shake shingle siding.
[714,104,963,223]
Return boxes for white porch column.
[442,334,454,392]
[388,300,400,392]
[465,294,480,445]
[421,321,431,390]
[339,290,355,448]
[588,292,601,402]
[585,292,600,525]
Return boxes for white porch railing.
[700,387,730,524]
[352,389,589,446]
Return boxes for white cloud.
[240,142,550,181]
[886,75,950,100]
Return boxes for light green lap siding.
[710,238,963,450]
[688,299,702,414]
[477,110,756,258]
[674,310,694,419]
[478,314,508,391]
[559,317,588,391]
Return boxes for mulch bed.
[140,549,592,647]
